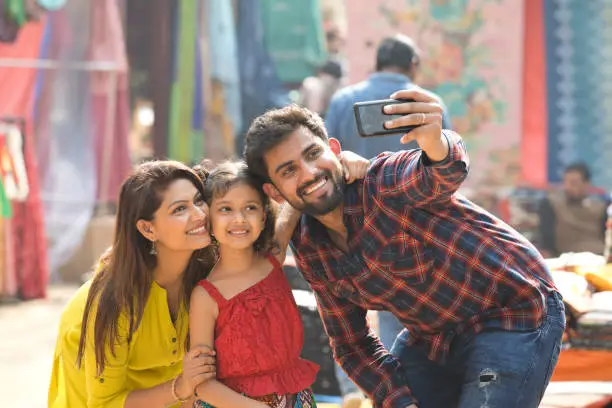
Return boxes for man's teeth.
[304,178,327,195]
[187,226,206,235]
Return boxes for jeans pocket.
[546,292,567,329]
[518,306,565,407]
[537,336,562,403]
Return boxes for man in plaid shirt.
[244,89,565,408]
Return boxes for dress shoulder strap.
[196,279,227,306]
[265,253,282,271]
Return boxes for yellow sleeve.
[47,344,60,407]
[84,309,134,408]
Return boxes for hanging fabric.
[88,0,131,203]
[235,0,289,154]
[0,166,12,299]
[36,0,66,10]
[8,119,48,300]
[0,174,12,218]
[0,0,20,43]
[0,121,22,301]
[259,0,327,84]
[207,0,242,157]
[0,0,65,43]
[0,19,50,300]
[0,124,29,201]
[5,0,26,26]
[168,0,197,163]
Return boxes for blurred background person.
[325,33,451,155]
[297,59,344,119]
[538,162,609,258]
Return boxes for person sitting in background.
[538,162,609,258]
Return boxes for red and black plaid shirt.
[290,131,556,408]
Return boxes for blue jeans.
[335,360,360,396]
[378,311,405,351]
[390,293,566,408]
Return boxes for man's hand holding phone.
[383,89,448,162]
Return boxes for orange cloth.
[552,350,612,382]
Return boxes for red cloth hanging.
[520,0,548,188]
[88,0,131,203]
[0,21,49,300]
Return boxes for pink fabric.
[1,218,17,297]
[88,0,130,202]
[0,21,49,299]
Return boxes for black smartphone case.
[353,98,419,137]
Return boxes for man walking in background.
[326,33,451,154]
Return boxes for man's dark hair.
[244,104,328,181]
[564,162,591,182]
[319,59,343,79]
[376,34,420,73]
[326,29,339,43]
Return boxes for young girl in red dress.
[188,157,367,408]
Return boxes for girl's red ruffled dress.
[194,255,319,408]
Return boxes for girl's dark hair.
[203,160,278,255]
[76,160,216,375]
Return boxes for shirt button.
[172,337,177,343]
[172,350,177,354]
[170,361,176,365]
[99,378,104,383]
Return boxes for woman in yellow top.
[48,161,219,408]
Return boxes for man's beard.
[283,169,346,216]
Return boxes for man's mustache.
[297,172,330,197]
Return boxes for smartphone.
[353,98,419,138]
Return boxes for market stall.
[544,253,612,407]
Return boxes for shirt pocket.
[304,269,356,300]
[371,233,432,285]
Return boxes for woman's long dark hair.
[76,161,216,375]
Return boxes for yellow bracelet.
[171,374,189,403]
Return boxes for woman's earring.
[150,240,157,255]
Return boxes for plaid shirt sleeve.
[313,287,416,408]
[372,130,469,207]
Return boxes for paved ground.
[0,284,78,407]
[1,284,611,408]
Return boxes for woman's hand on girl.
[177,345,217,399]
[340,150,370,184]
